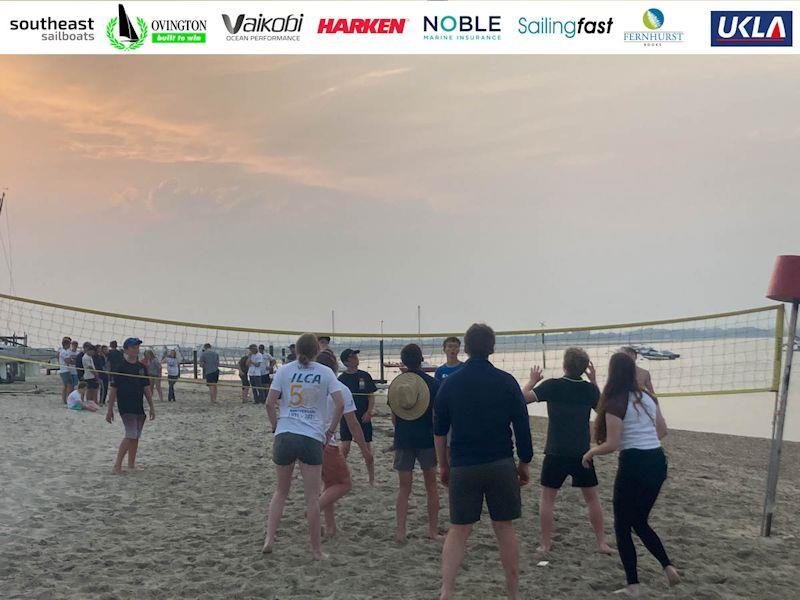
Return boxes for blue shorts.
[60,372,78,387]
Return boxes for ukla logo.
[711,11,792,47]
[107,3,147,51]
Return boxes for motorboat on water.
[382,360,438,373]
[631,345,680,360]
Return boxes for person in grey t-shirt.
[198,343,220,403]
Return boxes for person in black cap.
[106,337,154,475]
[338,348,377,459]
[317,336,331,352]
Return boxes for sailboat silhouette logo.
[107,4,148,51]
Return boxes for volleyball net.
[0,293,785,397]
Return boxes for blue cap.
[123,337,143,349]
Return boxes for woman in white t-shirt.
[164,349,181,402]
[582,353,680,597]
[263,333,345,561]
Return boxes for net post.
[193,350,198,379]
[761,300,798,536]
[772,303,785,391]
[379,339,385,383]
[269,344,274,358]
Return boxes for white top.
[247,352,263,377]
[67,349,78,375]
[619,392,662,451]
[66,390,82,409]
[58,348,71,374]
[82,353,96,380]
[271,360,340,443]
[166,357,180,377]
[260,352,273,376]
[324,380,356,447]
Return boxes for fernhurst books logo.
[711,11,793,47]
[422,15,502,42]
[643,9,664,30]
[624,8,684,46]
[317,18,408,34]
[517,17,613,38]
[222,13,303,42]
[107,4,146,51]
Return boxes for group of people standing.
[262,327,679,599]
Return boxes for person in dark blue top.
[388,343,440,542]
[434,323,533,600]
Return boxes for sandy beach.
[1,375,798,600]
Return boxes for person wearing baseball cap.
[106,337,154,475]
[317,335,331,352]
[338,348,377,460]
[388,343,440,542]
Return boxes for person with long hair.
[143,349,164,403]
[264,333,345,560]
[315,349,374,537]
[581,352,680,597]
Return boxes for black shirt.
[75,351,85,380]
[93,354,108,379]
[533,377,599,457]
[434,358,534,468]
[108,348,124,373]
[339,370,377,414]
[111,359,150,415]
[393,370,438,450]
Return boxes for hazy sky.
[0,56,796,334]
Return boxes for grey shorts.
[121,413,146,440]
[449,457,522,525]
[59,372,74,387]
[272,432,323,466]
[394,447,437,472]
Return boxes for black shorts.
[239,374,250,387]
[85,379,99,390]
[540,455,598,489]
[272,432,323,466]
[449,457,521,525]
[205,371,220,384]
[394,447,437,472]
[340,415,373,442]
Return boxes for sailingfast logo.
[222,13,303,42]
[107,4,146,51]
[711,11,793,47]
[624,8,685,46]
[517,16,614,38]
[317,18,408,34]
[422,16,502,42]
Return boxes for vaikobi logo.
[107,4,146,51]
[711,11,792,47]
[222,13,303,42]
[624,8,684,47]
[423,16,502,42]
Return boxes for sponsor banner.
[0,1,797,54]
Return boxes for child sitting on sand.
[523,347,614,555]
[66,381,100,412]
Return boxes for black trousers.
[168,375,179,401]
[613,447,672,585]
[250,375,265,403]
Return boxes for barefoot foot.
[261,537,274,554]
[536,543,552,553]
[665,566,681,587]
[312,551,330,561]
[612,584,640,597]
[597,543,615,555]
[427,530,441,541]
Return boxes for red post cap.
[767,255,800,302]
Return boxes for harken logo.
[317,18,407,34]
[107,4,146,51]
[711,11,792,46]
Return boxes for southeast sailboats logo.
[107,4,147,51]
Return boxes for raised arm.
[522,366,543,404]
